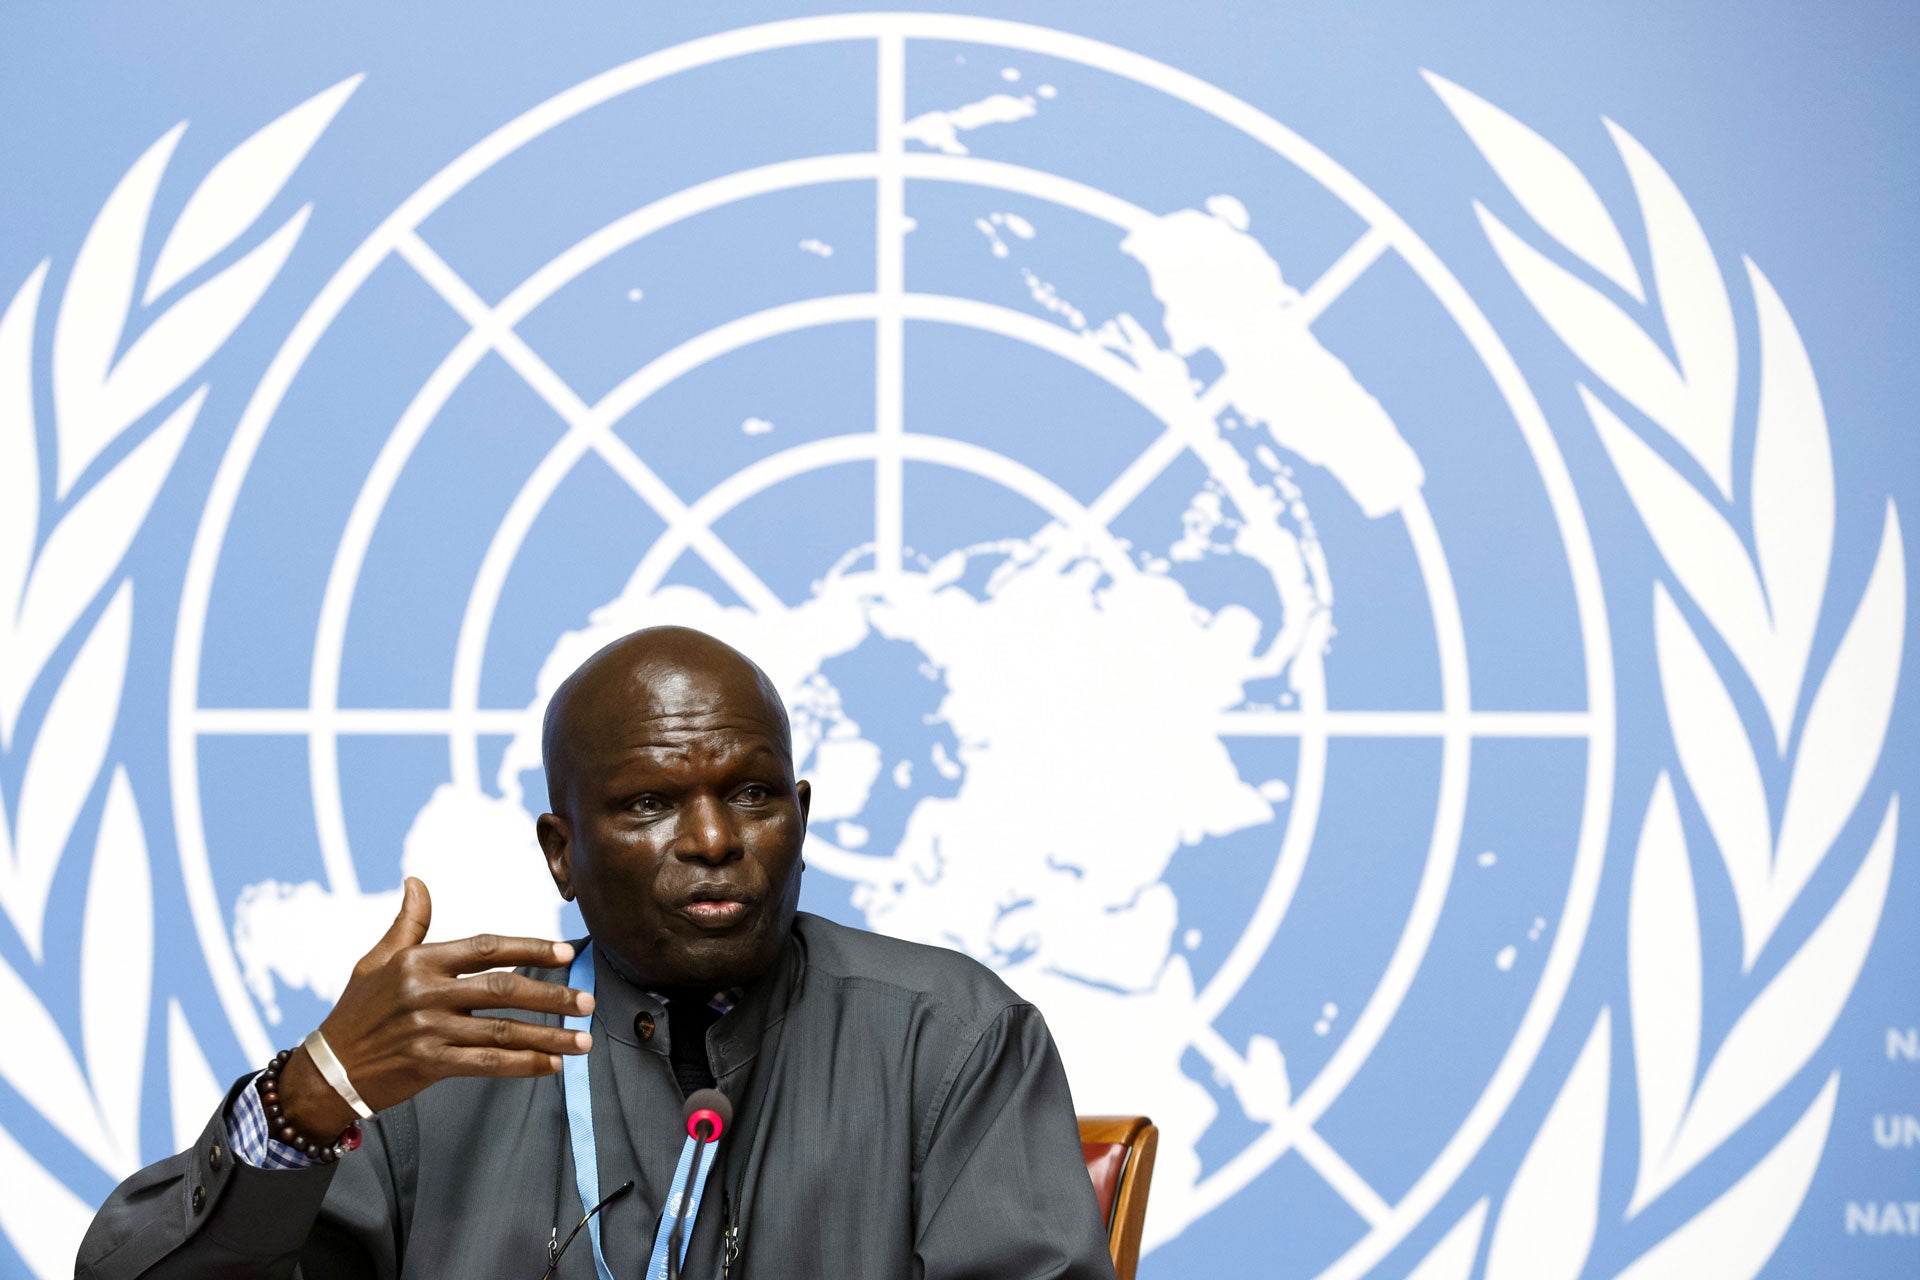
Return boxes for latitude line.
[1218,709,1593,738]
[393,231,785,614]
[196,707,534,734]
[873,33,907,578]
[1190,1025,1392,1226]
[1297,226,1392,326]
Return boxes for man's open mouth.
[677,885,754,927]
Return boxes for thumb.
[369,877,431,961]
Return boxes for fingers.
[442,1013,593,1057]
[412,933,575,976]
[365,878,432,965]
[434,970,594,1018]
[440,1047,571,1079]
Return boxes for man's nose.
[677,794,740,863]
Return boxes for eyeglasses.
[541,1179,634,1280]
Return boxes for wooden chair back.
[1078,1115,1158,1280]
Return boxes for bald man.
[78,627,1117,1279]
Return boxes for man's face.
[537,664,810,989]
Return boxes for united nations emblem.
[0,14,1900,1280]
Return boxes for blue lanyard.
[564,943,724,1280]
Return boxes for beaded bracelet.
[258,1048,363,1162]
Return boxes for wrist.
[276,1047,359,1142]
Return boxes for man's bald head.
[535,625,810,988]
[541,626,792,815]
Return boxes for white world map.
[3,13,1893,1280]
[232,93,1424,1233]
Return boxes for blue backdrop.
[0,3,1914,1277]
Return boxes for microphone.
[684,1087,732,1143]
[667,1090,732,1280]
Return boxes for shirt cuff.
[229,1069,327,1170]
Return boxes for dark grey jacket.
[76,914,1117,1279]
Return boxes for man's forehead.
[542,626,794,806]
[615,719,789,761]
[566,654,792,761]
[607,663,785,729]
[616,696,788,739]
[588,708,791,789]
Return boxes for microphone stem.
[666,1102,725,1279]
[666,1201,686,1280]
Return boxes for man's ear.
[536,813,575,901]
[795,778,811,830]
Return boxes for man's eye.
[737,784,770,804]
[634,795,667,813]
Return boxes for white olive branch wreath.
[0,77,358,1279]
[1401,76,1905,1280]
[0,62,1899,1280]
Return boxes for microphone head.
[683,1088,733,1142]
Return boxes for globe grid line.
[3,12,1873,1280]
[166,14,1618,1274]
[189,707,1594,737]
[440,289,880,794]
[393,231,790,613]
[229,128,1451,1271]
[374,193,1404,1203]
[188,21,1569,1261]
[314,163,1465,1244]
[874,32,907,581]
[290,176,1407,1241]
[1083,421,1191,527]
[1295,226,1394,326]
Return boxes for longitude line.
[1085,427,1186,526]
[1293,1128,1393,1227]
[1297,226,1391,326]
[1190,1024,1391,1225]
[1078,226,1382,531]
[394,231,784,614]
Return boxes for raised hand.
[277,877,593,1142]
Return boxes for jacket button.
[634,1012,656,1041]
[191,1185,206,1214]
[208,1144,223,1173]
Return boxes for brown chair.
[1079,1116,1158,1280]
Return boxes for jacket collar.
[589,928,801,1077]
